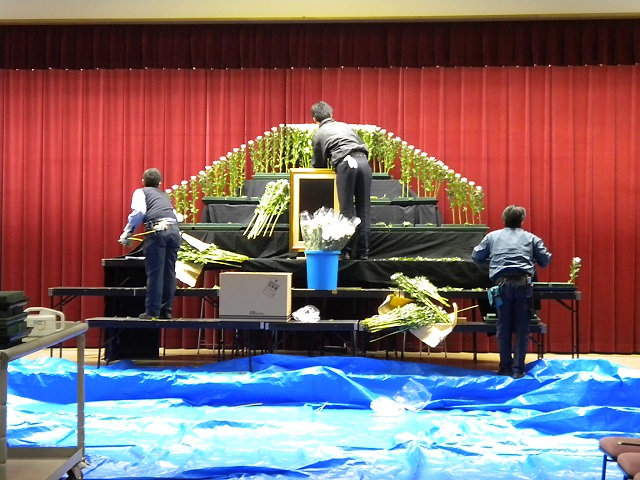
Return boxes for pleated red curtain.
[1,66,638,352]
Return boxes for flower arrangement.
[167,181,191,222]
[444,172,484,225]
[399,142,416,197]
[362,273,452,334]
[568,257,582,284]
[227,145,246,196]
[299,207,360,251]
[244,179,290,238]
[167,123,485,225]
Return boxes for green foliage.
[178,242,249,267]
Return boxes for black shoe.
[159,312,172,319]
[512,371,526,379]
[138,313,156,320]
[497,369,511,376]
[359,255,369,261]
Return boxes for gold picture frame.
[289,168,339,251]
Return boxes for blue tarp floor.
[7,354,640,479]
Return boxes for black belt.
[496,271,531,286]
[499,272,529,279]
[144,218,177,230]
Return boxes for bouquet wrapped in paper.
[300,207,360,251]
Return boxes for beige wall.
[2,0,640,23]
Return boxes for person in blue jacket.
[472,205,552,378]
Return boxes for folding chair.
[599,437,640,480]
[617,452,640,480]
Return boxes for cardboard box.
[219,272,292,320]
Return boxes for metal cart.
[1,322,88,480]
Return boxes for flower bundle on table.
[300,207,360,251]
[362,273,453,334]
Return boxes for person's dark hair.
[311,101,333,122]
[142,168,162,188]
[502,205,526,228]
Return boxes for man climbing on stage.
[311,101,372,260]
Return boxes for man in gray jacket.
[472,205,552,378]
[311,101,372,259]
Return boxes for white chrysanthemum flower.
[181,180,188,186]
[172,184,179,190]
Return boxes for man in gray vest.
[119,168,182,319]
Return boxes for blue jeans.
[142,224,182,316]
[496,276,533,374]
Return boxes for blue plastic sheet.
[7,354,640,479]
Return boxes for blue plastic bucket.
[305,250,340,290]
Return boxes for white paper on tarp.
[175,233,210,287]
[410,303,458,348]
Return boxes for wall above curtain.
[3,0,640,23]
[2,20,640,69]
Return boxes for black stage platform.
[178,225,489,268]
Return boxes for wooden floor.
[24,347,640,371]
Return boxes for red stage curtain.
[1,66,638,353]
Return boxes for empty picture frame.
[289,168,339,251]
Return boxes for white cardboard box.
[219,272,292,320]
